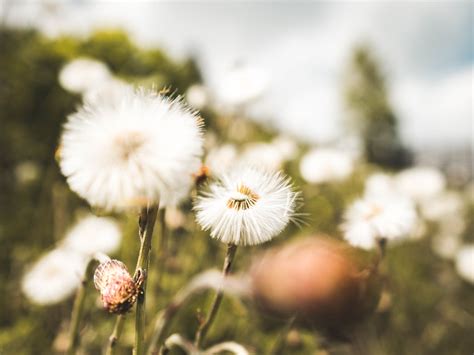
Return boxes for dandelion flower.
[59,88,203,211]
[62,215,122,256]
[342,196,417,250]
[59,57,111,94]
[21,249,86,305]
[300,148,354,184]
[215,64,267,107]
[364,173,396,198]
[205,144,238,175]
[240,143,285,171]
[455,245,474,284]
[395,167,446,202]
[186,84,209,110]
[195,167,299,246]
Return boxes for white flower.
[419,191,464,221]
[431,233,461,260]
[186,84,209,110]
[299,148,354,184]
[62,215,122,256]
[271,136,299,161]
[194,167,299,246]
[21,248,86,305]
[342,196,418,250]
[59,58,111,94]
[205,144,238,175]
[395,167,446,202]
[364,173,397,198]
[240,143,285,171]
[215,65,267,107]
[59,88,203,211]
[455,245,474,284]
[83,78,131,108]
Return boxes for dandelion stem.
[106,315,125,355]
[194,243,238,348]
[67,258,96,355]
[134,204,159,355]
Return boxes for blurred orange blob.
[250,236,381,330]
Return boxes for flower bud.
[250,236,381,332]
[93,259,144,314]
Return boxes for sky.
[3,0,473,151]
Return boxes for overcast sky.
[4,1,473,151]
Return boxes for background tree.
[344,45,412,169]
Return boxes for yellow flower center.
[227,184,260,210]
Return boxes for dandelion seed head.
[21,249,86,305]
[61,215,122,256]
[342,196,417,250]
[59,88,204,211]
[455,245,474,284]
[195,167,299,246]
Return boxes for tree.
[344,45,412,169]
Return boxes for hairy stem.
[194,244,238,348]
[67,258,96,355]
[134,204,159,355]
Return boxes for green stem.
[134,204,159,355]
[106,315,125,355]
[67,258,96,355]
[194,244,238,348]
[156,209,167,289]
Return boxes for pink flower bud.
[93,259,144,314]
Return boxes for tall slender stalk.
[194,244,237,348]
[134,204,159,355]
[67,258,96,355]
[106,315,125,355]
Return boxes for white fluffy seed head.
[342,196,418,250]
[194,167,300,246]
[59,57,111,94]
[299,148,354,184]
[21,248,86,305]
[59,88,204,211]
[455,245,474,284]
[61,215,122,256]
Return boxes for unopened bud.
[93,259,144,314]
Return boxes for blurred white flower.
[431,233,461,260]
[215,65,267,107]
[271,136,299,161]
[59,57,111,94]
[165,206,187,230]
[395,167,446,202]
[299,148,354,184]
[205,144,238,175]
[59,88,203,211]
[364,173,397,198]
[62,215,122,256]
[22,248,86,305]
[455,245,474,284]
[419,191,464,221]
[186,84,209,110]
[83,78,131,107]
[195,167,299,246]
[240,143,285,171]
[342,196,418,250]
